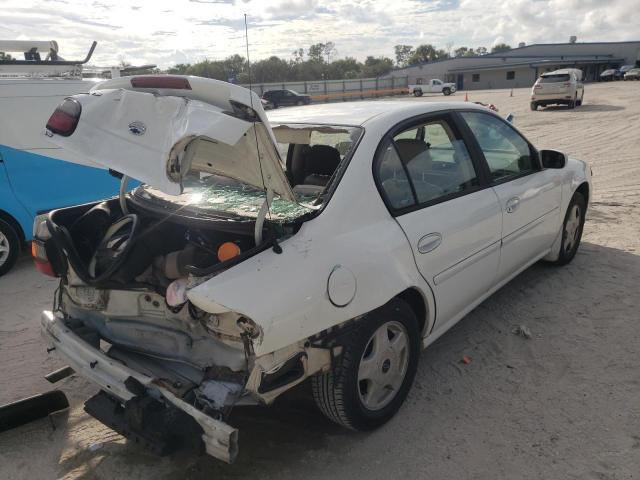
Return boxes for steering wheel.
[89,214,140,279]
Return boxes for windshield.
[539,74,570,83]
[134,123,363,222]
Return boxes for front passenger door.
[459,111,562,281]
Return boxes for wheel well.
[576,182,589,209]
[0,210,26,245]
[396,288,427,335]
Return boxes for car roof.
[266,100,487,127]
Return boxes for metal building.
[382,41,640,90]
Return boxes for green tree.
[408,44,449,65]
[476,46,488,55]
[291,48,304,64]
[361,56,394,77]
[394,44,414,67]
[0,52,14,61]
[454,46,475,57]
[491,43,512,54]
[326,57,361,79]
[308,43,327,63]
[250,56,291,83]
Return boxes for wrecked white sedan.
[36,76,591,463]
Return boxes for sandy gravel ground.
[1,81,639,479]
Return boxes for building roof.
[449,57,626,72]
[384,40,640,75]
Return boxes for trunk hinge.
[254,187,274,246]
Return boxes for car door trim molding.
[501,207,559,247]
[433,240,500,286]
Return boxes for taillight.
[534,84,542,89]
[32,214,56,277]
[46,98,81,137]
[130,76,192,89]
[563,82,571,87]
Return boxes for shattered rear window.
[137,178,315,222]
[135,123,363,222]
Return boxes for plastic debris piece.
[461,355,472,365]
[512,325,532,339]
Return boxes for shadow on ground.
[1,241,639,479]
[540,103,625,112]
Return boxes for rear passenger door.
[459,111,562,281]
[375,113,502,331]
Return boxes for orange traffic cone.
[464,92,468,102]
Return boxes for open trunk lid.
[44,76,296,202]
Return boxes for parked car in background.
[619,65,635,78]
[0,39,124,276]
[599,69,619,81]
[624,68,640,80]
[37,75,590,464]
[408,79,456,97]
[531,68,584,110]
[262,89,311,108]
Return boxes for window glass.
[461,111,536,182]
[392,120,479,204]
[377,143,415,209]
[472,74,480,82]
[433,79,442,85]
[539,74,570,83]
[506,71,515,80]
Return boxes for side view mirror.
[540,149,567,169]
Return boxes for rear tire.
[568,97,576,109]
[530,102,538,111]
[0,219,21,277]
[413,89,423,97]
[312,298,421,431]
[552,192,586,266]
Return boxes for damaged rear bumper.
[40,310,239,463]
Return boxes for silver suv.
[531,68,584,110]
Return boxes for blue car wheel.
[0,219,21,276]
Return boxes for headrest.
[395,138,428,163]
[306,144,341,176]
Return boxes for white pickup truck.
[408,79,457,96]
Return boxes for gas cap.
[327,265,357,307]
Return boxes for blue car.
[0,41,127,276]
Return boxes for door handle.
[505,196,520,213]
[417,233,442,254]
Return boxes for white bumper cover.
[40,310,239,463]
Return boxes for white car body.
[624,68,640,80]
[408,79,456,97]
[531,68,584,109]
[38,76,591,464]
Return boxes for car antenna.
[244,14,282,254]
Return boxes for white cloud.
[1,0,638,68]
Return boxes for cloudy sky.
[2,0,639,68]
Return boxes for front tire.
[553,192,586,266]
[443,88,451,96]
[312,298,420,431]
[0,219,21,276]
